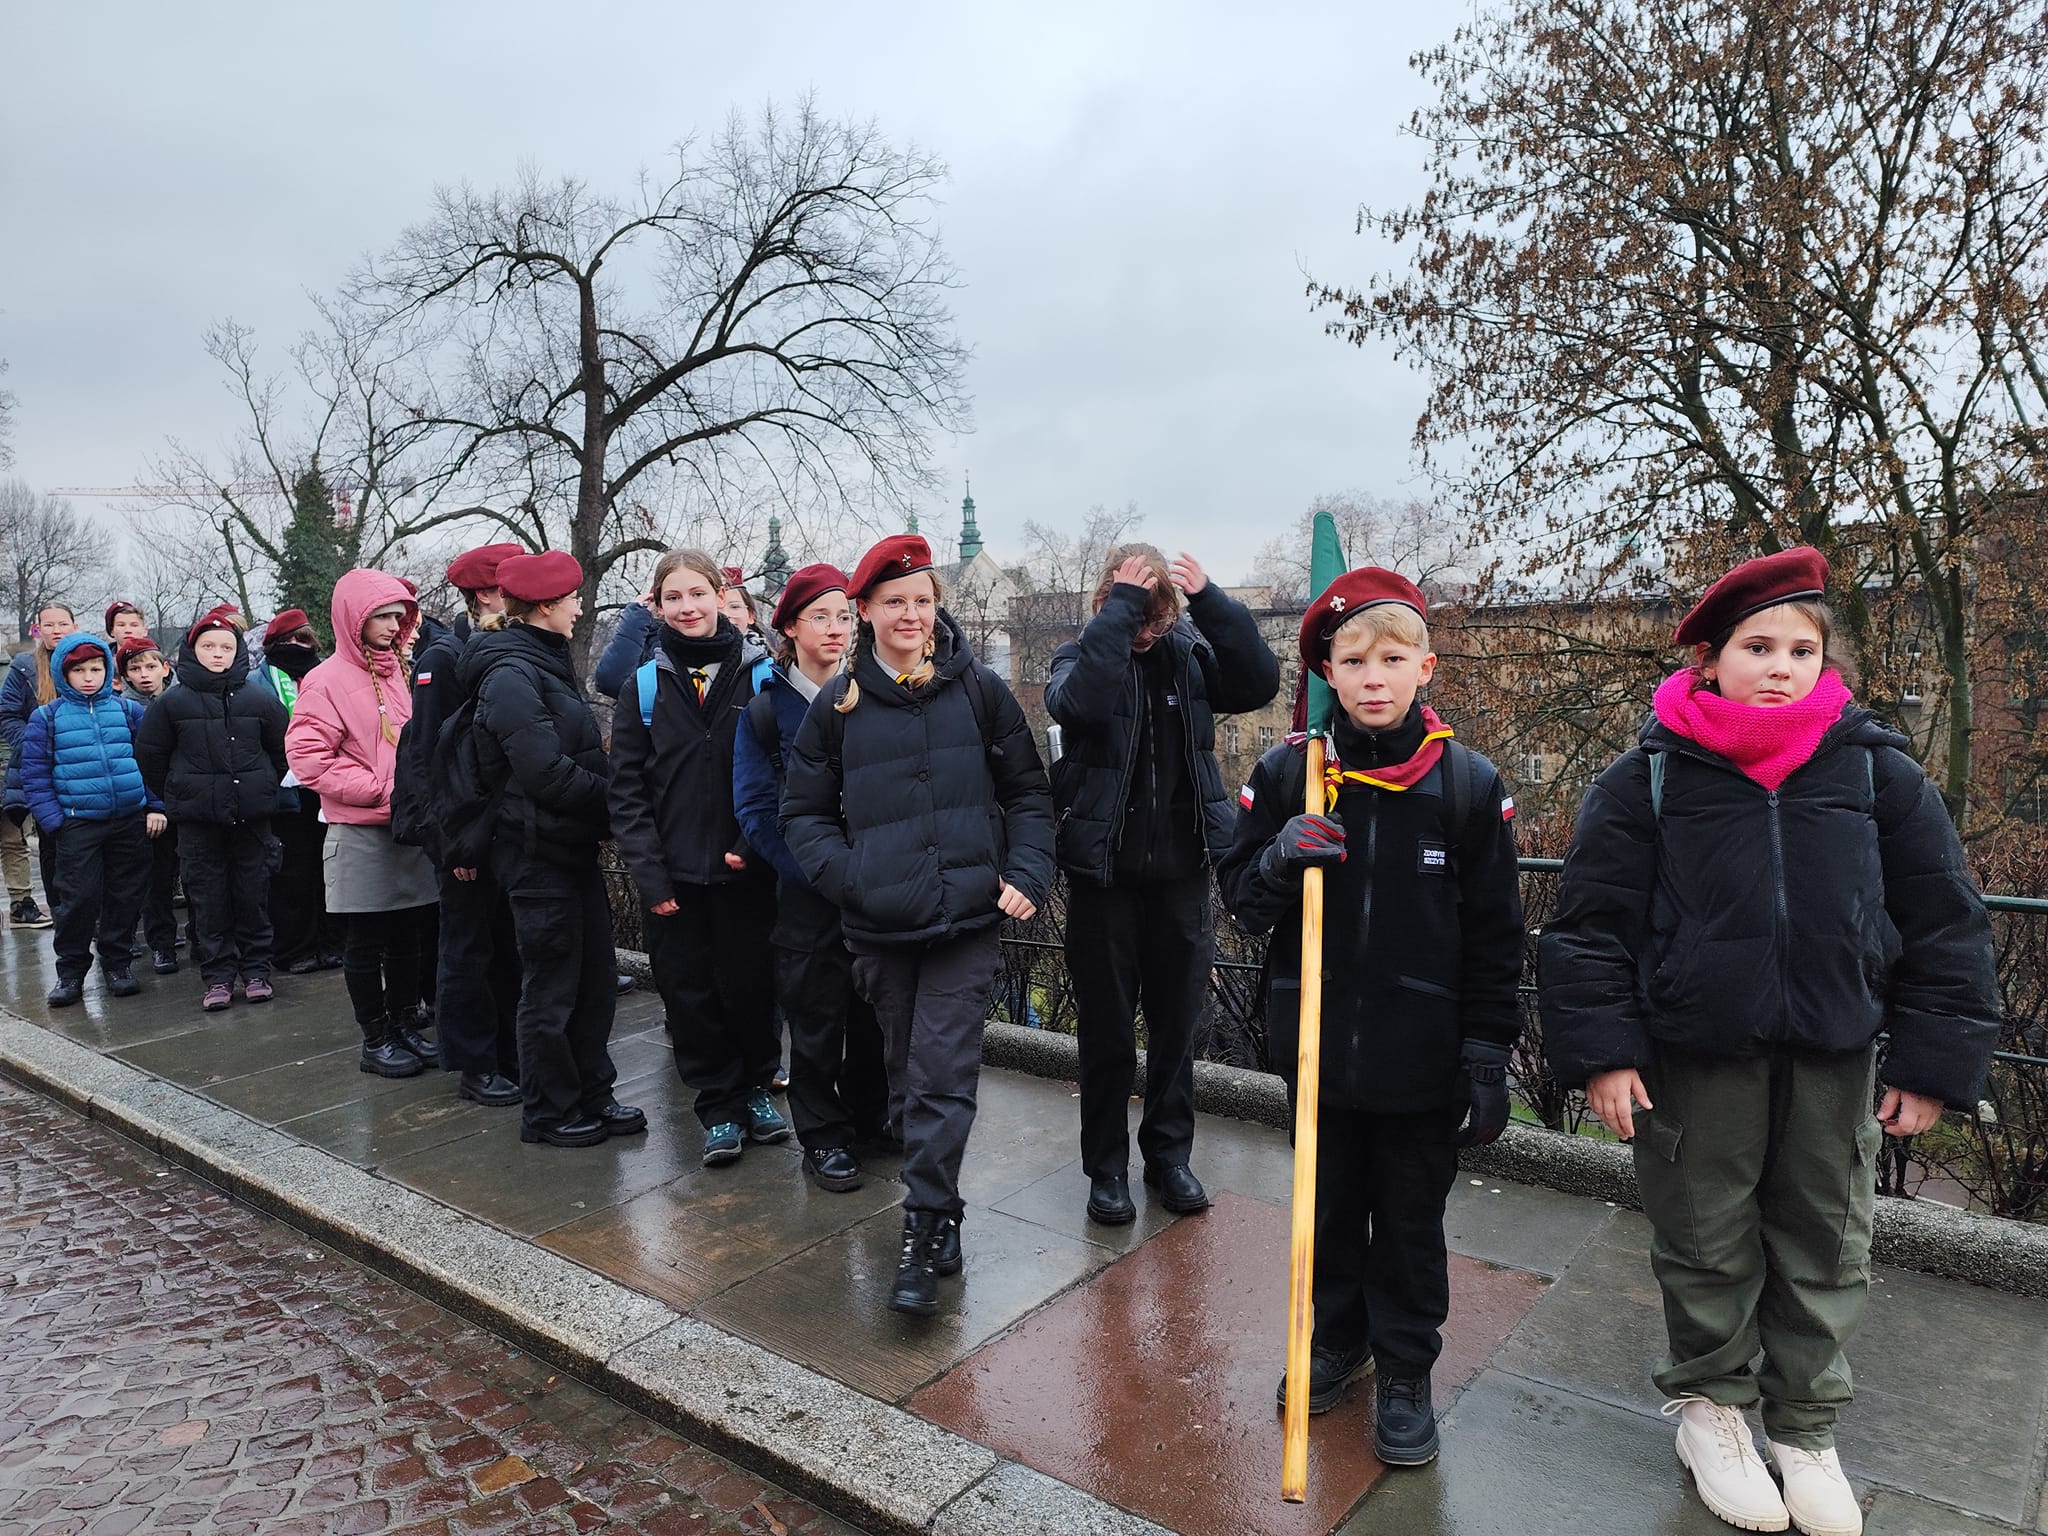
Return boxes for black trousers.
[775,880,888,1150]
[647,877,778,1128]
[341,905,428,1026]
[139,820,180,951]
[1066,871,1212,1179]
[271,797,337,966]
[50,814,151,981]
[1311,1105,1463,1377]
[852,925,1003,1218]
[35,819,60,910]
[494,849,617,1131]
[435,865,520,1078]
[179,820,274,985]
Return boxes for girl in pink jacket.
[285,569,441,1077]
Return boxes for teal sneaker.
[743,1089,792,1145]
[702,1122,744,1166]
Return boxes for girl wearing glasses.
[609,548,790,1167]
[1046,545,1280,1227]
[782,534,1054,1318]
[733,564,890,1193]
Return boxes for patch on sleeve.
[1239,783,1255,809]
[1501,795,1516,821]
[416,670,433,686]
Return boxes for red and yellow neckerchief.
[1322,709,1455,811]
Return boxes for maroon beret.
[114,635,164,673]
[721,565,746,589]
[262,608,311,647]
[196,602,245,631]
[770,563,852,632]
[186,614,240,649]
[447,542,526,592]
[1673,547,1829,646]
[848,534,934,600]
[1298,567,1429,672]
[496,550,584,604]
[104,599,143,632]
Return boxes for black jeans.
[1311,1105,1463,1377]
[852,925,1003,1218]
[1066,871,1213,1179]
[271,797,336,966]
[50,814,151,981]
[647,877,778,1129]
[775,880,888,1150]
[435,864,520,1078]
[341,904,429,1027]
[179,819,275,985]
[35,817,61,911]
[494,848,617,1132]
[139,820,181,951]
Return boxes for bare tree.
[113,511,226,645]
[1004,503,1145,690]
[349,99,969,671]
[0,356,15,472]
[1249,491,1474,608]
[0,481,115,640]
[1311,0,2048,824]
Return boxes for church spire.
[760,514,790,594]
[958,474,982,561]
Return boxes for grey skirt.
[323,821,437,914]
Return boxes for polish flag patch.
[416,670,433,685]
[1239,783,1256,809]
[1501,796,1516,821]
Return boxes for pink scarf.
[1651,667,1853,791]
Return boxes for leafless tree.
[112,512,225,645]
[0,356,15,472]
[1249,491,1474,608]
[1005,503,1144,689]
[1311,0,2048,825]
[0,481,115,640]
[349,98,969,672]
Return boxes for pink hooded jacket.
[283,569,419,825]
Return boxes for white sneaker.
[1663,1397,1790,1532]
[1767,1440,1863,1536]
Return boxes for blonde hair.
[34,603,73,705]
[1092,543,1180,630]
[836,569,946,714]
[1329,602,1430,654]
[652,548,725,601]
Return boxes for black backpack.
[434,668,511,869]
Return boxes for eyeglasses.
[873,596,936,617]
[1140,614,1179,637]
[799,611,855,631]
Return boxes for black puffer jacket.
[1046,581,1280,882]
[1217,707,1525,1112]
[1537,706,2000,1108]
[606,620,768,908]
[465,623,610,867]
[133,632,289,825]
[392,612,469,863]
[782,611,1055,952]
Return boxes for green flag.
[1304,509,1346,736]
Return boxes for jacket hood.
[51,633,116,702]
[329,569,419,673]
[176,625,251,692]
[459,620,576,691]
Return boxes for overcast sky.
[1,1,1448,586]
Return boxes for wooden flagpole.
[1280,732,1326,1502]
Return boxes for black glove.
[1260,811,1346,880]
[1455,1040,1512,1148]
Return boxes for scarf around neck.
[1323,704,1455,810]
[1652,667,1853,791]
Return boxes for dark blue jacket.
[1,648,43,816]
[594,604,659,700]
[20,635,156,828]
[733,662,819,888]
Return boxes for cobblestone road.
[0,1081,868,1536]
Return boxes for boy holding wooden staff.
[1218,566,1523,1466]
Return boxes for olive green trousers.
[1633,1044,1882,1449]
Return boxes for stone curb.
[973,1020,2048,1299]
[0,1011,1170,1536]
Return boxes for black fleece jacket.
[1217,705,1525,1112]
[133,633,289,826]
[464,623,611,867]
[781,611,1055,952]
[1537,705,2000,1108]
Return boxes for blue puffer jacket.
[19,635,156,828]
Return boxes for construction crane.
[49,482,277,498]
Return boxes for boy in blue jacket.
[20,634,162,1006]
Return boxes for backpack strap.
[962,662,1002,756]
[1648,749,1667,820]
[743,689,784,778]
[1864,745,1876,810]
[751,654,776,695]
[635,658,659,729]
[1441,739,1474,837]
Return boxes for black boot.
[931,1216,963,1277]
[1372,1373,1440,1466]
[390,1007,439,1066]
[358,1017,426,1078]
[888,1212,945,1317]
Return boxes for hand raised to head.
[1169,552,1208,595]
[1112,555,1159,591]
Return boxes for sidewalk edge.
[0,1011,1173,1536]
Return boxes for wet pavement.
[3,928,2044,1535]
[0,1078,865,1535]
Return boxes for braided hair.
[836,570,944,713]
